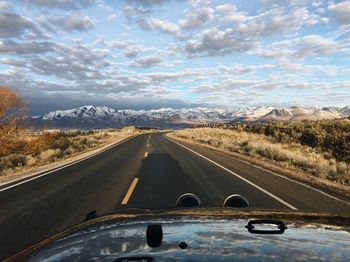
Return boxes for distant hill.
[30,105,350,129]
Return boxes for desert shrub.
[326,134,350,163]
[40,133,70,150]
[52,136,70,150]
[27,133,71,155]
[337,162,349,175]
[64,131,78,138]
[71,141,86,151]
[0,153,27,171]
[173,127,350,185]
[300,130,323,147]
[210,118,350,164]
[0,126,138,176]
[208,138,222,147]
[2,140,29,157]
[39,149,62,162]
[80,138,88,145]
[93,134,108,141]
[243,141,290,162]
[25,155,37,166]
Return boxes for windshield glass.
[0,0,349,260]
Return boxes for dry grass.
[0,127,144,178]
[172,127,350,186]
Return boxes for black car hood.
[8,208,350,262]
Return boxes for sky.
[0,0,349,114]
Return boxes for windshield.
[0,0,349,260]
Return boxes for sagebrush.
[0,128,138,176]
[173,122,350,185]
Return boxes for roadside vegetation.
[0,86,144,180]
[0,128,141,178]
[171,119,350,187]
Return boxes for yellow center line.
[121,177,139,205]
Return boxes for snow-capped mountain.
[259,108,294,121]
[31,105,350,129]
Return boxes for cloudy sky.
[0,0,349,114]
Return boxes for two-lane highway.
[1,132,349,260]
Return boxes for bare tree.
[0,86,27,155]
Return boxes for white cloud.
[0,40,55,54]
[23,0,97,10]
[26,44,110,81]
[140,18,180,34]
[184,27,256,56]
[0,1,12,10]
[328,1,350,24]
[129,55,164,67]
[179,7,215,29]
[0,57,27,67]
[103,39,157,58]
[166,5,323,57]
[147,71,191,83]
[255,46,294,59]
[123,5,151,17]
[255,35,342,60]
[0,12,44,39]
[105,40,130,49]
[295,35,337,57]
[38,14,96,32]
[126,0,170,5]
[215,4,237,13]
[107,14,118,21]
[235,7,320,37]
[124,49,138,58]
[139,17,190,40]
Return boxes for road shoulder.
[166,133,350,202]
[0,133,142,188]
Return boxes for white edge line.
[0,134,140,193]
[165,135,298,210]
[165,134,350,207]
[249,164,350,206]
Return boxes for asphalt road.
[1,132,349,260]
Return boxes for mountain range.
[30,105,350,129]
